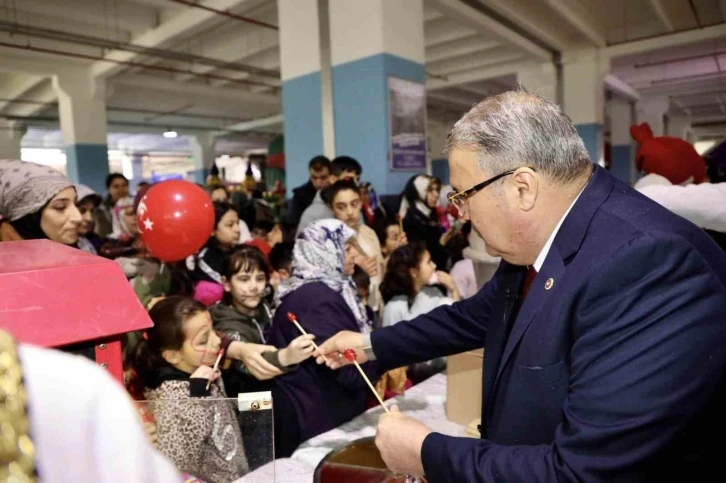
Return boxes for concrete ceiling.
[0,0,724,154]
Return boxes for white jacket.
[635,174,726,233]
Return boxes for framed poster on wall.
[388,76,428,171]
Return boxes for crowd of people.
[1,89,725,482]
[0,152,495,482]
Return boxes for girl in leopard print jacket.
[130,296,249,483]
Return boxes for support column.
[329,0,426,195]
[189,133,216,185]
[131,154,144,191]
[666,113,691,140]
[609,97,634,183]
[278,0,326,192]
[53,69,109,193]
[562,49,609,166]
[517,62,558,104]
[636,96,669,137]
[0,120,25,159]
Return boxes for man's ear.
[222,276,232,293]
[511,168,538,212]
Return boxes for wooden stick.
[287,312,328,363]
[344,349,390,414]
[206,349,224,390]
[397,214,404,233]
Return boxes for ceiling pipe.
[634,50,726,68]
[165,0,278,30]
[2,114,279,137]
[0,20,279,79]
[0,42,280,91]
[0,97,255,122]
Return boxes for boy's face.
[224,267,267,311]
[357,285,370,302]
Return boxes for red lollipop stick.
[287,312,328,363]
[344,349,389,414]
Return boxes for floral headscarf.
[276,219,370,333]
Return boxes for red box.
[0,239,152,382]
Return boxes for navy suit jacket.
[371,166,726,482]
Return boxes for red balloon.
[136,180,214,262]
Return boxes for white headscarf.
[276,219,370,333]
[0,160,72,221]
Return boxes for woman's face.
[108,177,129,203]
[343,243,358,276]
[384,225,402,255]
[225,266,267,311]
[123,206,139,236]
[168,311,222,373]
[76,199,96,236]
[40,187,82,245]
[426,183,441,209]
[331,189,362,229]
[412,249,436,285]
[214,209,240,248]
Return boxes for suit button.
[545,278,554,290]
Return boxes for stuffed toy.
[630,122,705,185]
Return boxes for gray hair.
[444,90,590,183]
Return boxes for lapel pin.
[545,278,554,290]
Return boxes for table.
[235,373,464,482]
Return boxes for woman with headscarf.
[0,160,82,245]
[399,174,455,270]
[99,195,149,278]
[265,219,383,456]
[75,184,105,254]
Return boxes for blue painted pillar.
[329,0,426,196]
[278,0,326,193]
[562,49,608,167]
[53,70,109,194]
[189,133,216,185]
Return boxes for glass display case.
[139,391,275,483]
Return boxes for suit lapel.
[494,251,565,383]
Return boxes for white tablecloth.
[235,373,464,482]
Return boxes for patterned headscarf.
[111,196,135,239]
[276,219,370,333]
[0,160,72,221]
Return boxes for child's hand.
[144,421,159,448]
[279,334,316,366]
[191,365,220,382]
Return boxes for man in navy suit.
[316,91,726,482]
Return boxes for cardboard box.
[446,348,484,425]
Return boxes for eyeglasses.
[446,167,534,216]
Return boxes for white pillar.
[562,48,609,166]
[517,62,558,104]
[609,97,634,183]
[53,68,109,193]
[666,114,690,140]
[190,133,216,185]
[636,96,669,137]
[0,120,25,159]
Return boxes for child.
[352,265,377,329]
[129,296,248,483]
[268,242,294,293]
[209,246,315,391]
[380,241,460,327]
[375,219,408,268]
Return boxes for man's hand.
[314,330,366,368]
[227,341,283,380]
[376,405,432,476]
